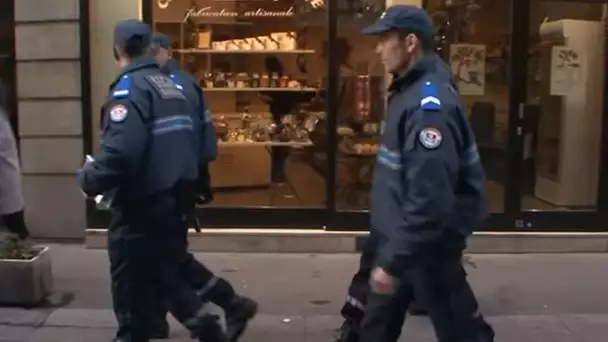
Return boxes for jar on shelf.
[224,72,234,88]
[279,75,290,88]
[250,73,260,88]
[260,73,270,88]
[270,73,280,87]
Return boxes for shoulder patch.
[419,127,442,149]
[145,74,186,100]
[420,81,441,111]
[112,75,131,99]
[109,104,128,123]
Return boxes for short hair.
[398,30,434,52]
[121,35,150,59]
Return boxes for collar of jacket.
[110,56,159,88]
[389,53,439,92]
[161,58,181,75]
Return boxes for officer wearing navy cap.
[151,33,216,203]
[148,32,258,342]
[78,20,226,342]
[338,5,495,342]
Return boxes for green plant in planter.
[0,233,41,260]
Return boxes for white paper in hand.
[79,155,95,199]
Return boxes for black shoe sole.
[226,301,258,342]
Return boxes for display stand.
[535,19,605,207]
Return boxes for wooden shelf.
[174,49,315,54]
[203,87,317,92]
[218,141,313,147]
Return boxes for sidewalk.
[1,244,607,341]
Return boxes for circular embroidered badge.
[419,127,442,149]
[109,104,128,123]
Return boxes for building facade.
[9,0,608,239]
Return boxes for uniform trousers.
[108,195,210,342]
[358,244,495,342]
[150,224,235,329]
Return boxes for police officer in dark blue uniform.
[148,33,258,342]
[334,41,457,342]
[78,20,226,342]
[354,6,495,342]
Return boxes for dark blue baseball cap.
[152,33,171,49]
[113,19,151,49]
[361,5,434,42]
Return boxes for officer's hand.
[370,267,397,294]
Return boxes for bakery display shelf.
[218,140,313,147]
[174,49,316,55]
[203,87,318,92]
[339,143,377,157]
[214,112,272,118]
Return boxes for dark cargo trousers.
[108,196,217,342]
[338,234,426,341]
[358,247,495,342]
[150,222,236,332]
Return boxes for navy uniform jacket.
[78,57,198,203]
[371,54,487,276]
[161,59,215,201]
[161,59,217,163]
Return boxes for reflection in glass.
[152,0,328,207]
[427,0,509,213]
[524,1,605,211]
[331,8,386,211]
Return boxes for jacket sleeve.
[378,105,462,276]
[78,100,148,196]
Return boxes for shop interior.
[147,0,606,213]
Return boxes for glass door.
[514,0,608,213]
[426,0,514,214]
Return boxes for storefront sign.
[184,6,295,18]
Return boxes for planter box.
[0,246,53,305]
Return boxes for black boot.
[224,296,258,342]
[334,320,359,342]
[185,313,227,342]
[149,320,170,339]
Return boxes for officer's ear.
[402,33,420,54]
[113,46,120,61]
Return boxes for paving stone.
[43,308,115,328]
[28,327,115,342]
[0,325,35,341]
[489,315,577,342]
[560,314,608,342]
[0,308,49,326]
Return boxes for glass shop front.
[85,0,608,231]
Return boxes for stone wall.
[15,0,85,239]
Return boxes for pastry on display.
[341,137,378,155]
[353,143,378,154]
[209,32,298,51]
[215,116,229,141]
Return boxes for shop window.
[522,0,605,211]
[333,4,386,211]
[427,0,511,213]
[152,0,328,207]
